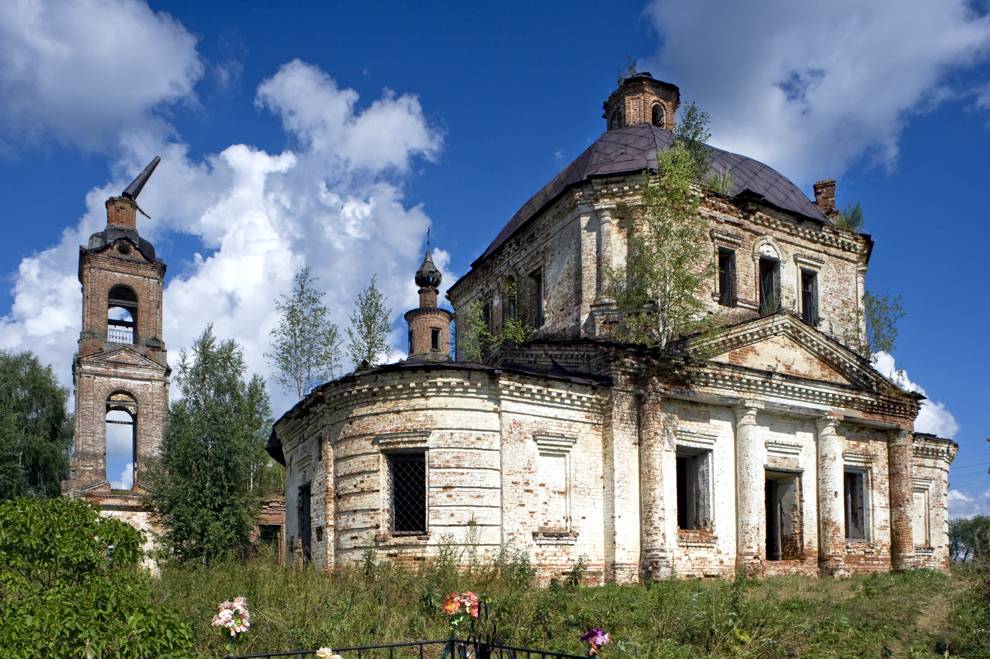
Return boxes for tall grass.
[153,546,967,657]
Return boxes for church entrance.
[765,470,803,561]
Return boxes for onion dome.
[415,251,442,289]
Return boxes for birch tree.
[610,103,716,349]
[268,266,342,399]
[347,276,392,368]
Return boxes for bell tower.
[602,72,680,131]
[63,157,170,524]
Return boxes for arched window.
[105,392,137,490]
[107,285,137,344]
[651,102,666,128]
[609,107,624,130]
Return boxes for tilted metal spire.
[121,156,161,201]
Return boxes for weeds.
[152,549,973,658]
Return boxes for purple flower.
[581,627,610,651]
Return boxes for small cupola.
[405,251,452,361]
[105,156,160,231]
[602,72,680,131]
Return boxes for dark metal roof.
[85,226,158,263]
[474,124,829,266]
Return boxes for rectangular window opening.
[430,327,440,351]
[530,268,544,328]
[844,468,869,541]
[718,248,737,307]
[800,269,819,326]
[765,471,803,561]
[759,257,781,315]
[537,451,569,532]
[676,450,711,531]
[297,483,312,562]
[388,452,427,535]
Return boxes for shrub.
[0,497,192,657]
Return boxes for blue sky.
[0,0,987,509]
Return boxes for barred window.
[717,249,736,307]
[388,452,427,534]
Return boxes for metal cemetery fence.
[224,639,586,659]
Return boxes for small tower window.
[430,327,440,351]
[609,107,624,130]
[105,392,137,490]
[651,102,665,128]
[107,284,137,344]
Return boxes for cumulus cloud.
[873,351,960,438]
[949,488,990,518]
[0,0,202,150]
[642,0,990,183]
[0,45,449,416]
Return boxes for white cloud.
[0,0,203,151]
[642,0,990,184]
[949,488,990,518]
[0,55,449,416]
[873,351,960,438]
[109,462,134,490]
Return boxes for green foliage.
[864,290,904,356]
[0,350,72,499]
[673,101,712,180]
[0,497,192,657]
[500,318,532,346]
[147,325,276,564]
[268,266,343,399]
[347,276,391,369]
[835,202,865,232]
[950,515,990,562]
[152,552,965,658]
[610,132,717,349]
[456,300,494,363]
[705,167,733,195]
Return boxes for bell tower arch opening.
[107,285,138,344]
[105,392,137,490]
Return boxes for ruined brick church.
[270,73,956,581]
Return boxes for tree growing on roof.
[608,102,718,350]
[347,276,392,369]
[267,266,343,399]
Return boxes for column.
[888,429,914,571]
[639,385,672,580]
[602,382,641,583]
[816,415,848,576]
[734,403,764,575]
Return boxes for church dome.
[475,123,830,265]
[415,251,442,289]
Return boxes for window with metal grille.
[717,248,736,307]
[800,269,819,326]
[388,452,426,534]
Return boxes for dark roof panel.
[475,124,828,265]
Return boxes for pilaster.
[889,429,915,570]
[639,384,672,580]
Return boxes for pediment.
[693,313,901,395]
[84,345,166,371]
